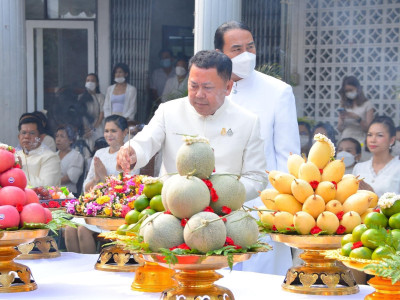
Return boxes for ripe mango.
[287,153,305,178]
[291,179,314,203]
[273,211,294,231]
[315,181,336,203]
[321,159,345,183]
[293,211,315,235]
[270,173,296,194]
[325,200,343,215]
[298,161,321,183]
[336,177,360,203]
[274,194,303,215]
[308,140,332,169]
[267,170,283,186]
[258,208,275,229]
[317,211,340,234]
[302,194,325,219]
[259,189,279,210]
[340,211,361,233]
[343,193,372,216]
[357,190,379,208]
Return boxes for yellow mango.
[302,194,325,219]
[336,177,360,203]
[315,181,336,203]
[298,161,321,183]
[291,179,314,203]
[340,211,361,233]
[259,189,279,209]
[325,200,343,214]
[287,153,305,178]
[258,208,275,229]
[321,159,345,183]
[271,173,296,194]
[316,211,340,234]
[343,193,372,216]
[293,211,315,235]
[308,140,332,169]
[273,211,294,231]
[274,194,303,215]
[267,170,283,187]
[357,190,379,208]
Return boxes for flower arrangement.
[66,173,146,218]
[378,192,400,209]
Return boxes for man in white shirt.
[150,49,176,103]
[214,21,300,275]
[161,57,189,103]
[17,114,61,187]
[117,50,267,200]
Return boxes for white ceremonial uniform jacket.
[17,145,61,187]
[228,70,300,173]
[127,97,268,200]
[104,83,137,121]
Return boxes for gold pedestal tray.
[0,229,49,293]
[326,250,400,299]
[143,252,253,300]
[17,236,60,259]
[270,233,359,296]
[84,217,140,272]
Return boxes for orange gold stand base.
[131,261,176,293]
[17,236,60,259]
[365,276,400,300]
[95,244,140,272]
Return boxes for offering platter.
[84,217,139,272]
[142,252,254,300]
[269,233,359,295]
[326,249,400,300]
[0,229,49,293]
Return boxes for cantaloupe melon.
[225,211,259,248]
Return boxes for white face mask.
[175,66,187,77]
[300,135,310,148]
[114,77,125,84]
[231,51,256,79]
[345,91,357,100]
[85,82,96,91]
[336,151,356,167]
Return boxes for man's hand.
[117,145,137,173]
[359,180,374,192]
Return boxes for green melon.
[225,210,259,248]
[209,174,246,214]
[161,174,181,211]
[176,138,215,179]
[166,175,210,219]
[183,212,226,253]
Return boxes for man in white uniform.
[117,50,267,200]
[214,21,300,275]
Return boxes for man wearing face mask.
[214,21,300,276]
[336,138,362,174]
[161,57,189,102]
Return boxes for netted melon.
[160,174,181,211]
[140,212,184,252]
[176,136,215,179]
[166,175,210,219]
[209,174,245,214]
[184,212,226,253]
[225,210,258,248]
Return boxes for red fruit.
[19,203,46,226]
[43,208,52,224]
[0,149,15,173]
[0,168,27,189]
[0,205,20,229]
[0,186,27,206]
[25,188,40,204]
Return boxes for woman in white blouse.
[353,115,400,197]
[55,125,84,195]
[103,63,137,121]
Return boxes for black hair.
[86,73,101,94]
[368,115,396,138]
[56,124,77,144]
[339,76,367,108]
[396,126,400,132]
[92,137,108,155]
[214,21,252,51]
[18,113,45,134]
[158,49,173,58]
[338,137,362,155]
[298,121,311,135]
[104,114,128,131]
[112,63,130,83]
[313,122,337,145]
[189,50,232,82]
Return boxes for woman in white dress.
[55,125,84,195]
[103,63,137,121]
[353,115,400,197]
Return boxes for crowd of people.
[11,20,400,276]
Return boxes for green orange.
[352,224,368,242]
[116,224,129,235]
[138,208,156,221]
[143,181,163,199]
[371,246,395,260]
[389,213,400,229]
[134,195,150,212]
[381,200,400,217]
[150,195,165,212]
[341,234,354,246]
[363,212,388,228]
[360,228,387,249]
[349,247,372,259]
[341,242,353,256]
[125,209,140,225]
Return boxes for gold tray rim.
[269,233,343,249]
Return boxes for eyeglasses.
[19,131,39,137]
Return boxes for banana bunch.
[259,134,378,235]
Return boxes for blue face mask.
[160,58,172,68]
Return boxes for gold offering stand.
[270,233,359,295]
[84,217,140,272]
[142,252,254,300]
[326,249,400,300]
[17,236,60,259]
[0,229,49,293]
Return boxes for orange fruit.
[143,181,163,199]
[150,195,164,212]
[381,200,400,217]
[138,208,156,221]
[360,228,387,249]
[349,247,372,259]
[364,212,388,228]
[125,209,140,225]
[116,224,128,235]
[389,213,400,229]
[134,195,150,212]
[352,224,368,242]
[341,242,353,256]
[341,234,354,246]
[371,246,395,260]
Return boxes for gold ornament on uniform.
[221,128,227,136]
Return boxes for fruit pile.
[340,194,400,260]
[259,134,378,235]
[32,186,74,200]
[126,136,261,254]
[0,145,53,229]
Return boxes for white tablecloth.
[5,252,374,300]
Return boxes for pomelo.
[19,203,46,226]
[0,149,15,173]
[0,168,27,189]
[0,186,27,206]
[225,211,259,248]
[184,212,226,253]
[0,205,20,229]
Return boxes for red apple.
[25,188,40,204]
[20,203,46,226]
[0,205,20,229]
[43,208,52,224]
[0,186,27,206]
[0,149,15,173]
[0,168,27,189]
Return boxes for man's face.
[18,123,41,152]
[188,65,233,116]
[221,29,256,59]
